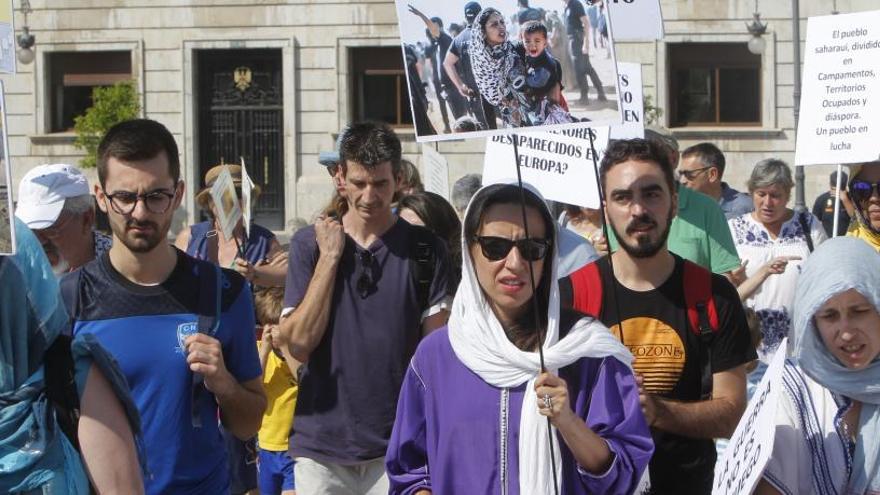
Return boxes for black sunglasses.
[356,249,375,298]
[850,180,880,203]
[473,236,551,262]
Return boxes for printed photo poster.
[394,0,623,142]
[0,0,14,74]
[0,80,14,255]
[240,157,254,238]
[712,339,787,495]
[795,9,880,166]
[421,145,451,199]
[609,62,645,139]
[482,127,609,209]
[605,0,663,41]
[209,165,242,241]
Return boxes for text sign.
[610,62,645,140]
[422,145,450,200]
[482,128,609,209]
[0,1,14,74]
[240,157,254,238]
[606,0,664,41]
[712,339,787,495]
[1,80,13,255]
[209,165,242,241]
[796,10,880,166]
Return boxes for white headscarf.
[468,8,518,107]
[791,236,880,494]
[448,181,632,494]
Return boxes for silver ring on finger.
[543,394,552,409]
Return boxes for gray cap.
[318,130,346,167]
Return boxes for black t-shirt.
[812,191,851,237]
[576,255,756,494]
[564,0,586,35]
[449,28,478,89]
[515,43,563,100]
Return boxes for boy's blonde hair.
[254,286,284,326]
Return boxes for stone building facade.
[0,0,876,234]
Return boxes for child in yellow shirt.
[255,287,300,495]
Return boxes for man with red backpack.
[559,139,756,494]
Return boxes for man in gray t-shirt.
[280,122,450,494]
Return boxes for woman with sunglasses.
[728,159,827,368]
[753,236,880,495]
[846,161,880,251]
[386,182,652,494]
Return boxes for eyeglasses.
[34,212,75,240]
[849,180,880,203]
[675,166,713,181]
[356,249,375,298]
[104,188,177,215]
[473,236,551,262]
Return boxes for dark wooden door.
[197,49,284,229]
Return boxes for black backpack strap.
[558,308,585,340]
[191,262,221,428]
[408,226,436,313]
[44,333,81,450]
[797,211,814,253]
[695,302,714,400]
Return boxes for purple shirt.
[386,327,653,495]
[284,219,450,464]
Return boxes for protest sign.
[712,339,787,495]
[795,10,880,166]
[421,145,450,200]
[605,0,663,41]
[482,128,609,208]
[240,157,254,238]
[394,0,622,143]
[1,81,13,255]
[0,1,14,74]
[610,62,645,140]
[209,165,242,241]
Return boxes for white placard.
[610,62,645,140]
[606,0,664,41]
[240,157,254,238]
[393,0,623,143]
[482,128,609,208]
[1,80,14,255]
[0,1,15,74]
[421,145,450,200]
[712,339,787,495]
[795,10,880,166]
[209,165,242,241]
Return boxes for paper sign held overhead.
[795,10,880,166]
[393,0,622,143]
[0,1,15,74]
[712,339,787,495]
[610,62,645,140]
[483,128,609,209]
[421,146,450,200]
[0,80,14,255]
[240,157,254,238]
[209,165,242,241]
[606,0,664,41]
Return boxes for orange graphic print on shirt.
[609,317,687,394]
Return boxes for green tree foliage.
[73,82,141,169]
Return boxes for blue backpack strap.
[191,262,221,428]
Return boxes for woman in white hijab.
[386,182,653,494]
[755,236,880,495]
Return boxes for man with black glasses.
[62,119,266,495]
[279,122,450,494]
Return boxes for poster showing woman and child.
[395,0,621,142]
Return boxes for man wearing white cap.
[15,163,111,274]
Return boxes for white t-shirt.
[728,211,827,362]
[762,361,854,495]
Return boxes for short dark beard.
[610,205,674,259]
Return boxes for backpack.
[60,261,222,429]
[561,259,720,399]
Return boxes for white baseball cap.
[15,164,91,229]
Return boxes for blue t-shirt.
[185,221,277,266]
[64,250,262,495]
[283,218,450,464]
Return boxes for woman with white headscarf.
[385,183,652,494]
[755,236,880,495]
